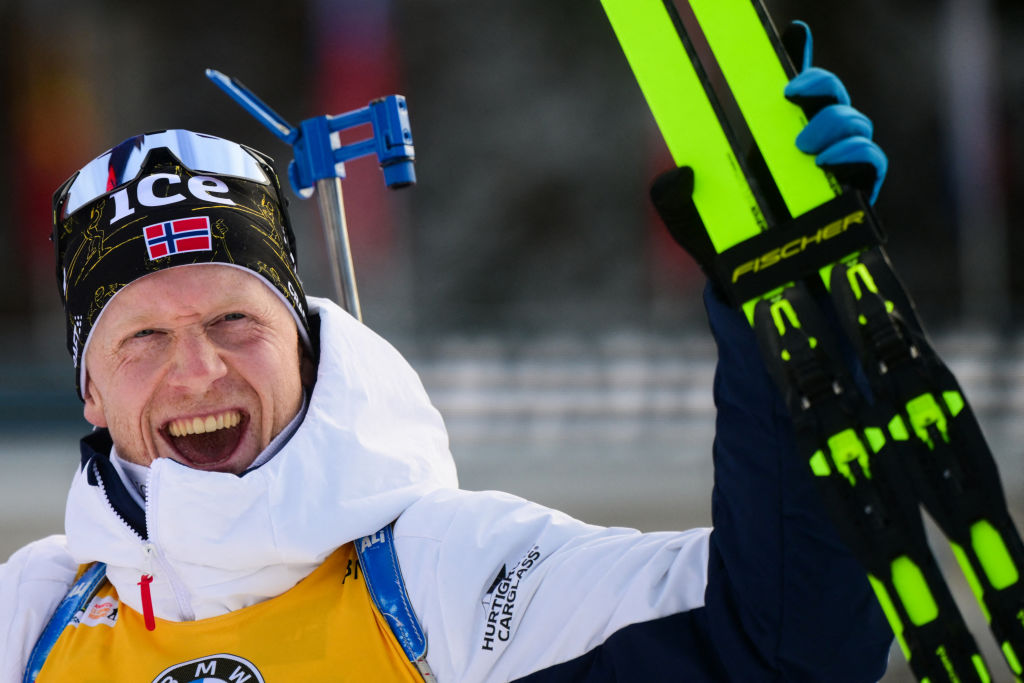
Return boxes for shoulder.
[0,535,80,681]
[0,535,78,606]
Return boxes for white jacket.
[0,297,713,682]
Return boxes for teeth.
[167,411,241,437]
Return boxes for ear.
[82,372,109,428]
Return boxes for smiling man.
[1,34,894,682]
[82,265,311,475]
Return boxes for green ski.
[600,1,1024,681]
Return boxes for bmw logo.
[151,654,264,683]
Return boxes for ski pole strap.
[712,191,883,307]
[23,562,108,683]
[356,524,435,681]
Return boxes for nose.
[166,330,228,391]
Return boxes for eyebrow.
[112,298,262,330]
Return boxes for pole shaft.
[314,177,363,321]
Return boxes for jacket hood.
[64,296,458,620]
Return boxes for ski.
[600,1,1024,681]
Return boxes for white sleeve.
[394,488,710,683]
[0,536,78,683]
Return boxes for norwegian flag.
[143,217,213,260]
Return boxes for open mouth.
[162,410,248,468]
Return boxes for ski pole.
[204,68,416,321]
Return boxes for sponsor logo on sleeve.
[150,653,264,683]
[480,546,542,651]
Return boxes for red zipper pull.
[138,574,156,631]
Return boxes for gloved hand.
[651,21,888,281]
[782,21,888,205]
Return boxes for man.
[1,25,893,682]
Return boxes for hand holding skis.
[783,21,887,205]
[650,22,887,291]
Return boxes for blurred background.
[1,0,1023,679]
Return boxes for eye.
[222,312,246,322]
[133,329,156,338]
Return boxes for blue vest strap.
[23,562,108,683]
[356,524,434,680]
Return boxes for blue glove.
[783,21,888,205]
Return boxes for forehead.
[97,264,289,329]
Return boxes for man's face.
[83,264,311,474]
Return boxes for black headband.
[53,144,311,398]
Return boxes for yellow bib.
[36,543,423,682]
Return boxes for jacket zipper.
[143,464,196,623]
[92,459,196,627]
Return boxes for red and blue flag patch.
[143,217,213,260]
